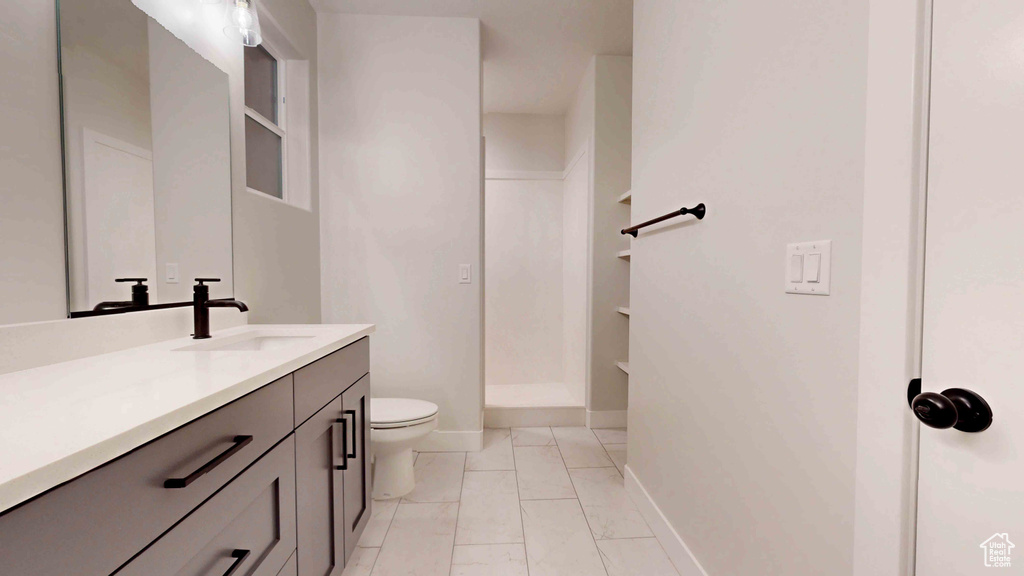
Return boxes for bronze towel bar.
[621,203,706,237]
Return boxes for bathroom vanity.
[0,324,374,576]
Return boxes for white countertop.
[0,324,374,512]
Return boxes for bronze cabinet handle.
[335,418,349,471]
[164,435,253,489]
[344,409,357,459]
[223,549,250,576]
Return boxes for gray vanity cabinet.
[0,336,372,576]
[293,343,372,575]
[295,396,346,576]
[341,374,372,563]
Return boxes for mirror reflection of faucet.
[91,278,150,311]
[192,278,248,339]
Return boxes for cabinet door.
[341,374,372,562]
[295,397,346,576]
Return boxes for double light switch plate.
[786,240,831,295]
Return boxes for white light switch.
[166,263,180,284]
[459,264,472,284]
[788,255,804,283]
[805,254,821,283]
[785,240,831,295]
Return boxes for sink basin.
[175,332,316,352]
[200,336,313,351]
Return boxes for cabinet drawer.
[0,376,294,576]
[117,438,297,576]
[293,337,369,425]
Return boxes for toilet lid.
[371,398,438,429]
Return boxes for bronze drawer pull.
[223,549,250,576]
[334,418,349,471]
[164,435,254,489]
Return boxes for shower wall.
[485,179,564,386]
[483,113,569,395]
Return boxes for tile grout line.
[367,546,381,576]
[598,436,624,479]
[549,428,580,499]
[370,498,400,576]
[596,436,659,537]
[513,427,532,576]
[590,429,675,574]
[447,451,469,576]
[585,427,626,576]
[558,426,612,576]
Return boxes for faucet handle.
[115,278,150,306]
[194,278,221,286]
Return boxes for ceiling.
[311,0,633,115]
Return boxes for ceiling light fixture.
[223,0,262,47]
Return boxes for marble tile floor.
[344,426,679,576]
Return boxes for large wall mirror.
[59,0,234,315]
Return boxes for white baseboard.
[624,465,709,576]
[484,406,586,428]
[415,429,483,452]
[586,409,627,428]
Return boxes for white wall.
[0,2,68,324]
[235,0,322,324]
[563,66,595,408]
[483,114,564,172]
[629,1,867,575]
[589,57,631,414]
[565,60,596,164]
[318,14,484,444]
[562,151,590,405]
[562,56,632,416]
[484,179,564,387]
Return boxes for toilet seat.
[371,398,438,429]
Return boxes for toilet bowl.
[370,398,439,500]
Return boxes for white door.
[915,0,1024,573]
[82,130,158,308]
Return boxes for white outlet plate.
[786,240,831,295]
[166,263,180,284]
[459,264,472,284]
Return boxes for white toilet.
[370,398,439,500]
